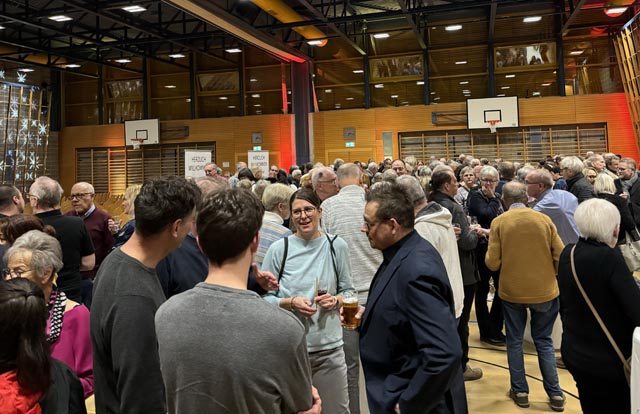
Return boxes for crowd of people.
[0,150,639,414]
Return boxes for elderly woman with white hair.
[557,199,640,414]
[4,230,93,398]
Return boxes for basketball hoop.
[132,138,144,149]
[487,120,500,134]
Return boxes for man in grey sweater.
[155,188,321,414]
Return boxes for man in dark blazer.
[359,182,467,414]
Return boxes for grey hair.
[593,173,616,195]
[195,176,227,196]
[396,175,426,206]
[74,182,95,194]
[516,166,534,183]
[291,169,302,179]
[252,179,271,200]
[337,163,361,182]
[621,157,637,170]
[560,156,585,174]
[311,167,334,189]
[262,183,294,211]
[479,165,499,181]
[574,198,620,247]
[5,230,63,278]
[31,176,64,208]
[502,181,528,204]
[526,169,553,189]
[368,162,378,171]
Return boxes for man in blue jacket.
[359,181,467,414]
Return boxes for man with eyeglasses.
[65,181,115,307]
[311,167,338,201]
[203,162,218,177]
[30,176,95,303]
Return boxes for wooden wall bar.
[59,93,637,191]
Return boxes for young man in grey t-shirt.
[155,188,321,414]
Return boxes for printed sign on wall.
[184,149,212,178]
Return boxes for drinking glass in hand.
[342,291,359,330]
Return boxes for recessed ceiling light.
[228,105,236,109]
[541,82,551,86]
[532,91,541,96]
[251,93,260,98]
[318,99,323,103]
[430,91,436,95]
[497,94,506,97]
[225,48,242,53]
[335,104,341,108]
[459,81,469,85]
[219,96,228,100]
[115,58,131,63]
[122,5,146,13]
[553,70,557,74]
[250,78,258,82]
[455,61,467,65]
[505,74,516,78]
[324,89,332,93]
[416,81,425,85]
[64,64,81,68]
[570,49,584,55]
[352,69,364,74]
[373,33,390,39]
[462,89,471,93]
[307,40,323,45]
[445,25,462,31]
[185,98,191,102]
[0,25,5,30]
[523,16,542,23]
[168,53,185,59]
[18,68,34,72]
[164,85,177,89]
[253,104,261,107]
[401,101,409,105]
[434,97,441,101]
[391,95,399,98]
[48,15,72,22]
[346,97,355,101]
[287,91,291,94]
[501,86,510,89]
[374,84,384,88]
[605,7,628,16]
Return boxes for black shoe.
[481,336,506,346]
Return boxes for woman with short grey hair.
[455,166,476,208]
[4,230,94,398]
[557,198,640,414]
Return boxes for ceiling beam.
[397,0,427,50]
[562,0,588,36]
[298,0,366,55]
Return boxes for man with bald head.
[312,167,338,201]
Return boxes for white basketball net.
[487,120,499,134]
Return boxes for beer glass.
[342,291,359,330]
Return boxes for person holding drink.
[263,188,355,414]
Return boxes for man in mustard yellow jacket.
[485,181,566,413]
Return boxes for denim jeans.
[502,297,563,397]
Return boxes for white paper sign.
[247,151,269,178]
[184,149,212,178]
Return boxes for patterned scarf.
[46,288,66,344]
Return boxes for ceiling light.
[64,64,81,68]
[462,89,471,93]
[497,94,506,97]
[168,53,185,59]
[570,49,584,55]
[391,95,399,98]
[455,61,467,65]
[18,68,34,72]
[287,91,291,94]
[307,40,323,45]
[352,69,364,74]
[48,15,72,22]
[256,110,262,114]
[501,86,510,89]
[186,98,191,102]
[115,58,131,63]
[0,25,5,30]
[541,82,551,86]
[318,100,323,103]
[430,91,436,95]
[434,97,441,101]
[416,81,425,85]
[445,25,462,31]
[250,78,258,82]
[164,85,177,89]
[459,81,469,85]
[373,33,390,39]
[122,5,146,13]
[251,93,260,98]
[346,97,354,101]
[523,16,542,23]
[324,89,332,93]
[505,74,516,78]
[219,96,228,100]
[605,7,628,17]
[254,104,261,107]
[225,48,242,53]
[228,105,236,109]
[532,91,541,96]
[374,84,384,88]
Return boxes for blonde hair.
[593,173,615,194]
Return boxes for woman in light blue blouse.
[262,188,354,414]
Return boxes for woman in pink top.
[4,229,93,398]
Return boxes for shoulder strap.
[570,245,630,371]
[325,234,340,291]
[277,237,289,283]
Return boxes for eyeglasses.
[2,267,32,279]
[292,206,317,217]
[68,192,94,200]
[24,193,38,200]
[480,179,497,184]
[362,218,387,231]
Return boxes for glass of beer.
[342,291,359,330]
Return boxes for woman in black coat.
[594,173,638,244]
[558,198,640,414]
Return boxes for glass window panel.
[370,81,424,108]
[245,66,282,91]
[65,105,98,126]
[198,95,241,118]
[494,15,555,43]
[495,69,558,98]
[428,21,487,48]
[429,75,488,103]
[429,47,487,77]
[316,86,364,111]
[150,74,190,98]
[245,91,282,115]
[65,81,98,104]
[369,31,421,55]
[105,79,143,99]
[197,72,239,93]
[150,98,190,121]
[314,59,364,86]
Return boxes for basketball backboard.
[125,119,160,147]
[467,96,519,132]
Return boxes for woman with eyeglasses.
[0,277,86,414]
[583,167,598,187]
[455,166,477,211]
[3,230,93,399]
[262,188,354,414]
[468,165,506,346]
